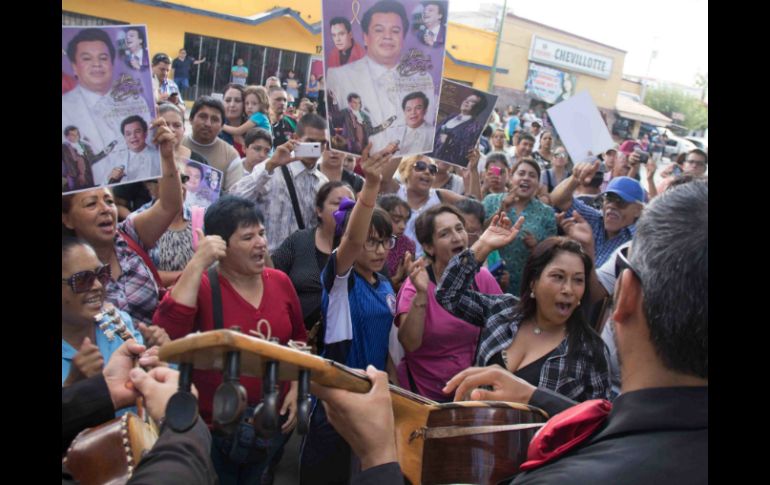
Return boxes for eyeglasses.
[554,153,567,159]
[62,264,112,293]
[364,236,397,251]
[614,246,640,280]
[414,160,438,175]
[601,193,631,208]
[684,159,706,167]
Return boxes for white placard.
[547,90,613,164]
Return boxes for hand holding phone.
[293,142,322,158]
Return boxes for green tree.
[643,86,708,131]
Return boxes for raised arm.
[336,143,397,275]
[435,213,524,326]
[549,160,601,211]
[168,229,227,307]
[379,156,403,194]
[397,252,430,352]
[465,148,482,200]
[222,119,257,136]
[132,119,183,248]
[230,139,298,200]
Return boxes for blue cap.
[603,176,644,203]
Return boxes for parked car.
[653,128,696,158]
[685,137,708,152]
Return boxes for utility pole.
[488,0,508,92]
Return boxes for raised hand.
[137,322,171,347]
[361,142,398,185]
[191,228,227,269]
[467,147,481,172]
[556,211,595,258]
[151,117,176,162]
[103,340,149,409]
[479,212,525,251]
[66,337,104,385]
[522,230,538,250]
[265,140,299,172]
[443,365,536,403]
[572,160,601,186]
[404,251,429,294]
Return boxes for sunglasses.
[62,264,112,293]
[614,246,640,280]
[414,160,438,175]
[601,193,631,208]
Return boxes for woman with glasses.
[301,143,398,485]
[395,205,502,401]
[272,181,356,330]
[377,194,416,293]
[395,154,478,256]
[62,119,182,325]
[482,158,557,297]
[62,237,145,388]
[436,214,611,402]
[541,145,572,193]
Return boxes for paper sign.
[183,160,223,209]
[547,90,613,164]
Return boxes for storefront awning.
[615,94,671,126]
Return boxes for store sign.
[525,62,576,105]
[529,36,613,79]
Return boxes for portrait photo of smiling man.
[323,0,445,156]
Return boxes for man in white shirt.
[326,0,435,153]
[94,115,160,184]
[62,28,151,183]
[417,1,446,47]
[230,114,330,252]
[384,91,434,155]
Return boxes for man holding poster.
[62,26,153,193]
[325,0,441,156]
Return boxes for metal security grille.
[180,33,311,101]
[62,11,127,26]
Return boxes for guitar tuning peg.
[104,329,115,341]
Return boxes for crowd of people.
[62,28,708,485]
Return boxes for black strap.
[208,266,223,330]
[404,361,419,394]
[281,165,305,230]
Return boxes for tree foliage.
[643,86,708,131]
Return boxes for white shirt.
[444,114,472,130]
[385,122,435,156]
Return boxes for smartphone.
[294,142,322,158]
[633,148,649,164]
[489,166,502,176]
[671,164,683,176]
[489,260,505,278]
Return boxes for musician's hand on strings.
[130,366,198,423]
[443,365,537,404]
[137,345,167,370]
[280,381,299,433]
[64,337,105,387]
[311,365,398,471]
[137,322,171,347]
[102,340,147,410]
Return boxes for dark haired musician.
[313,180,708,484]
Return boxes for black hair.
[297,113,328,137]
[120,115,147,135]
[125,27,146,48]
[377,194,412,220]
[152,52,171,66]
[244,127,273,148]
[347,92,361,103]
[62,236,92,258]
[414,204,466,259]
[203,195,265,244]
[332,207,393,251]
[466,94,488,117]
[64,125,78,137]
[67,28,115,63]
[330,16,352,32]
[315,181,354,224]
[190,96,226,122]
[362,0,409,37]
[421,1,447,23]
[511,157,541,179]
[485,152,510,170]
[401,91,429,111]
[518,132,536,145]
[453,198,485,224]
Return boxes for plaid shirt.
[566,197,636,267]
[435,248,612,402]
[104,216,160,324]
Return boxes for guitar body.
[64,413,158,485]
[158,330,548,485]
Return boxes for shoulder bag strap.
[208,266,223,330]
[281,165,305,230]
[119,230,163,290]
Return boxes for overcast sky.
[448,0,708,87]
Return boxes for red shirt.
[154,268,307,424]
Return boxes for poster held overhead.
[547,90,614,164]
[427,79,498,169]
[322,0,448,157]
[62,25,159,195]
[183,160,223,209]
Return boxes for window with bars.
[62,11,127,26]
[179,33,311,102]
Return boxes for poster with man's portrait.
[62,25,158,195]
[428,79,498,168]
[322,0,448,157]
[183,160,223,209]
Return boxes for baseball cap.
[603,176,644,203]
[531,119,542,127]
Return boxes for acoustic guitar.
[159,329,549,485]
[63,304,159,485]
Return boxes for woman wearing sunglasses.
[482,158,557,296]
[395,204,502,401]
[395,154,479,256]
[437,214,611,403]
[541,145,572,193]
[62,118,182,325]
[301,142,398,484]
[62,237,145,389]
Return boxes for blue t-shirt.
[249,112,272,134]
[62,309,144,416]
[507,116,521,137]
[320,252,396,370]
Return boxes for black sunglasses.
[614,246,640,280]
[414,160,438,175]
[601,192,631,208]
[62,264,112,293]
